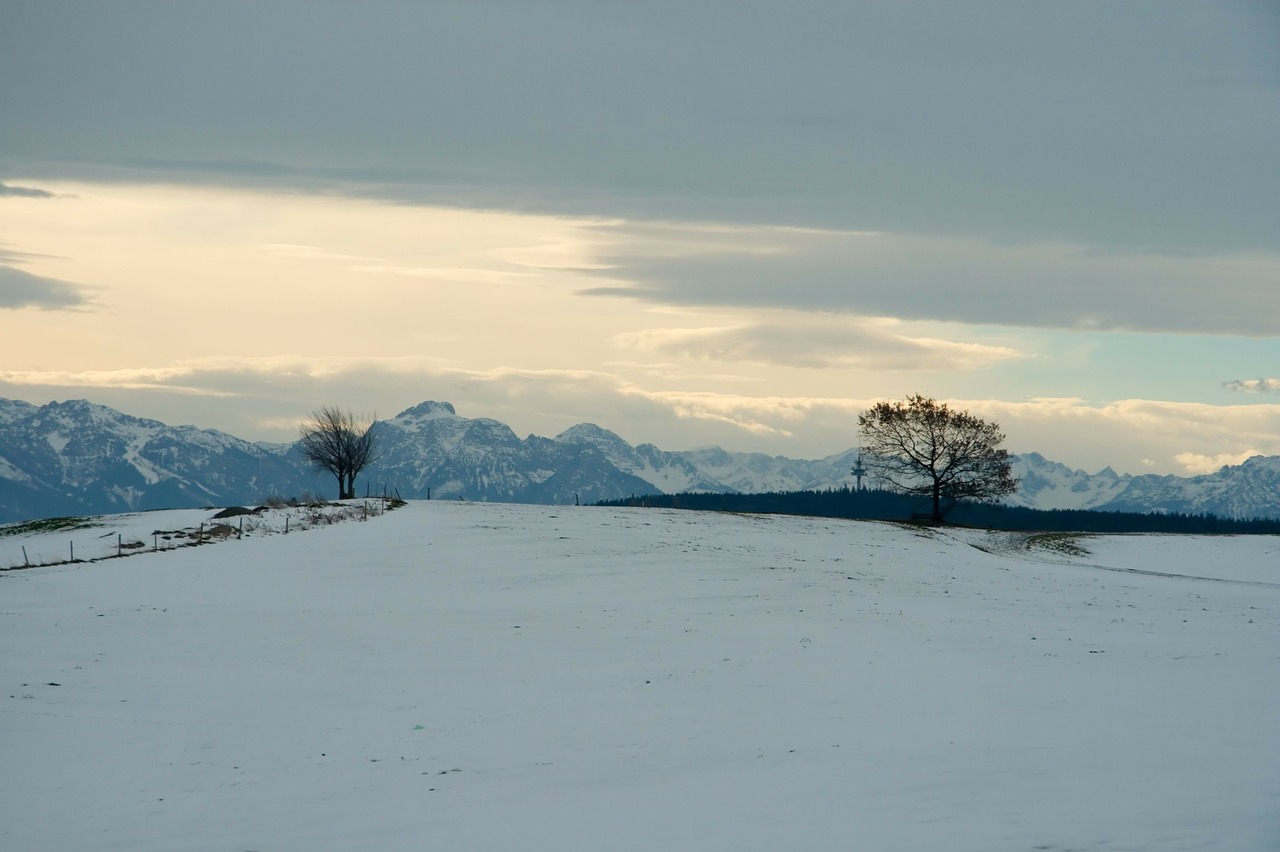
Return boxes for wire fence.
[1,498,403,571]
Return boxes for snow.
[388,401,460,434]
[0,455,33,484]
[122,441,164,486]
[2,502,1277,851]
[1006,453,1133,511]
[631,461,700,493]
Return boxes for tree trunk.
[932,483,943,523]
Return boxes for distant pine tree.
[595,488,1280,534]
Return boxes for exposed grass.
[0,516,99,538]
[1026,532,1093,558]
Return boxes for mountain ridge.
[1,397,1277,523]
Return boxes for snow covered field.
[3,501,1277,851]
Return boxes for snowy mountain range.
[0,398,308,522]
[2,397,1278,523]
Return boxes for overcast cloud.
[4,1,1277,252]
[580,225,1280,336]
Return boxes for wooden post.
[70,541,74,561]
[199,523,204,544]
[117,534,122,557]
[22,545,29,567]
[239,517,244,539]
[285,516,290,535]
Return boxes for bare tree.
[298,407,380,500]
[858,394,1017,523]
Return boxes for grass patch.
[0,516,99,538]
[1026,532,1093,558]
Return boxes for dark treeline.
[595,487,1280,534]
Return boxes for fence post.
[199,523,204,544]
[239,517,244,539]
[285,516,289,535]
[22,545,29,567]
[70,541,74,561]
[118,534,122,557]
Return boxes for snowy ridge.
[0,398,315,522]
[1005,452,1134,511]
[1100,455,1280,519]
[370,406,655,504]
[3,397,1280,523]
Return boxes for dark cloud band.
[0,266,89,310]
[0,182,55,198]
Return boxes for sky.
[1,0,1278,476]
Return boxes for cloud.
[0,241,90,310]
[1225,378,1280,393]
[975,397,1280,473]
[3,3,1277,257]
[1174,450,1262,475]
[351,265,542,285]
[5,357,1280,476]
[612,388,861,439]
[261,243,381,263]
[0,182,56,198]
[0,364,234,395]
[580,224,1280,336]
[613,316,1024,371]
[0,265,90,310]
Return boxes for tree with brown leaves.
[858,394,1017,523]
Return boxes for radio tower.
[851,448,867,492]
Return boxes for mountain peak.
[555,423,630,447]
[395,401,458,420]
[46,398,103,416]
[1237,455,1280,473]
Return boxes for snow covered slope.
[2,502,1277,851]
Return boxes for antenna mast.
[852,447,867,492]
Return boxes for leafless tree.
[858,394,1017,523]
[298,406,380,500]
